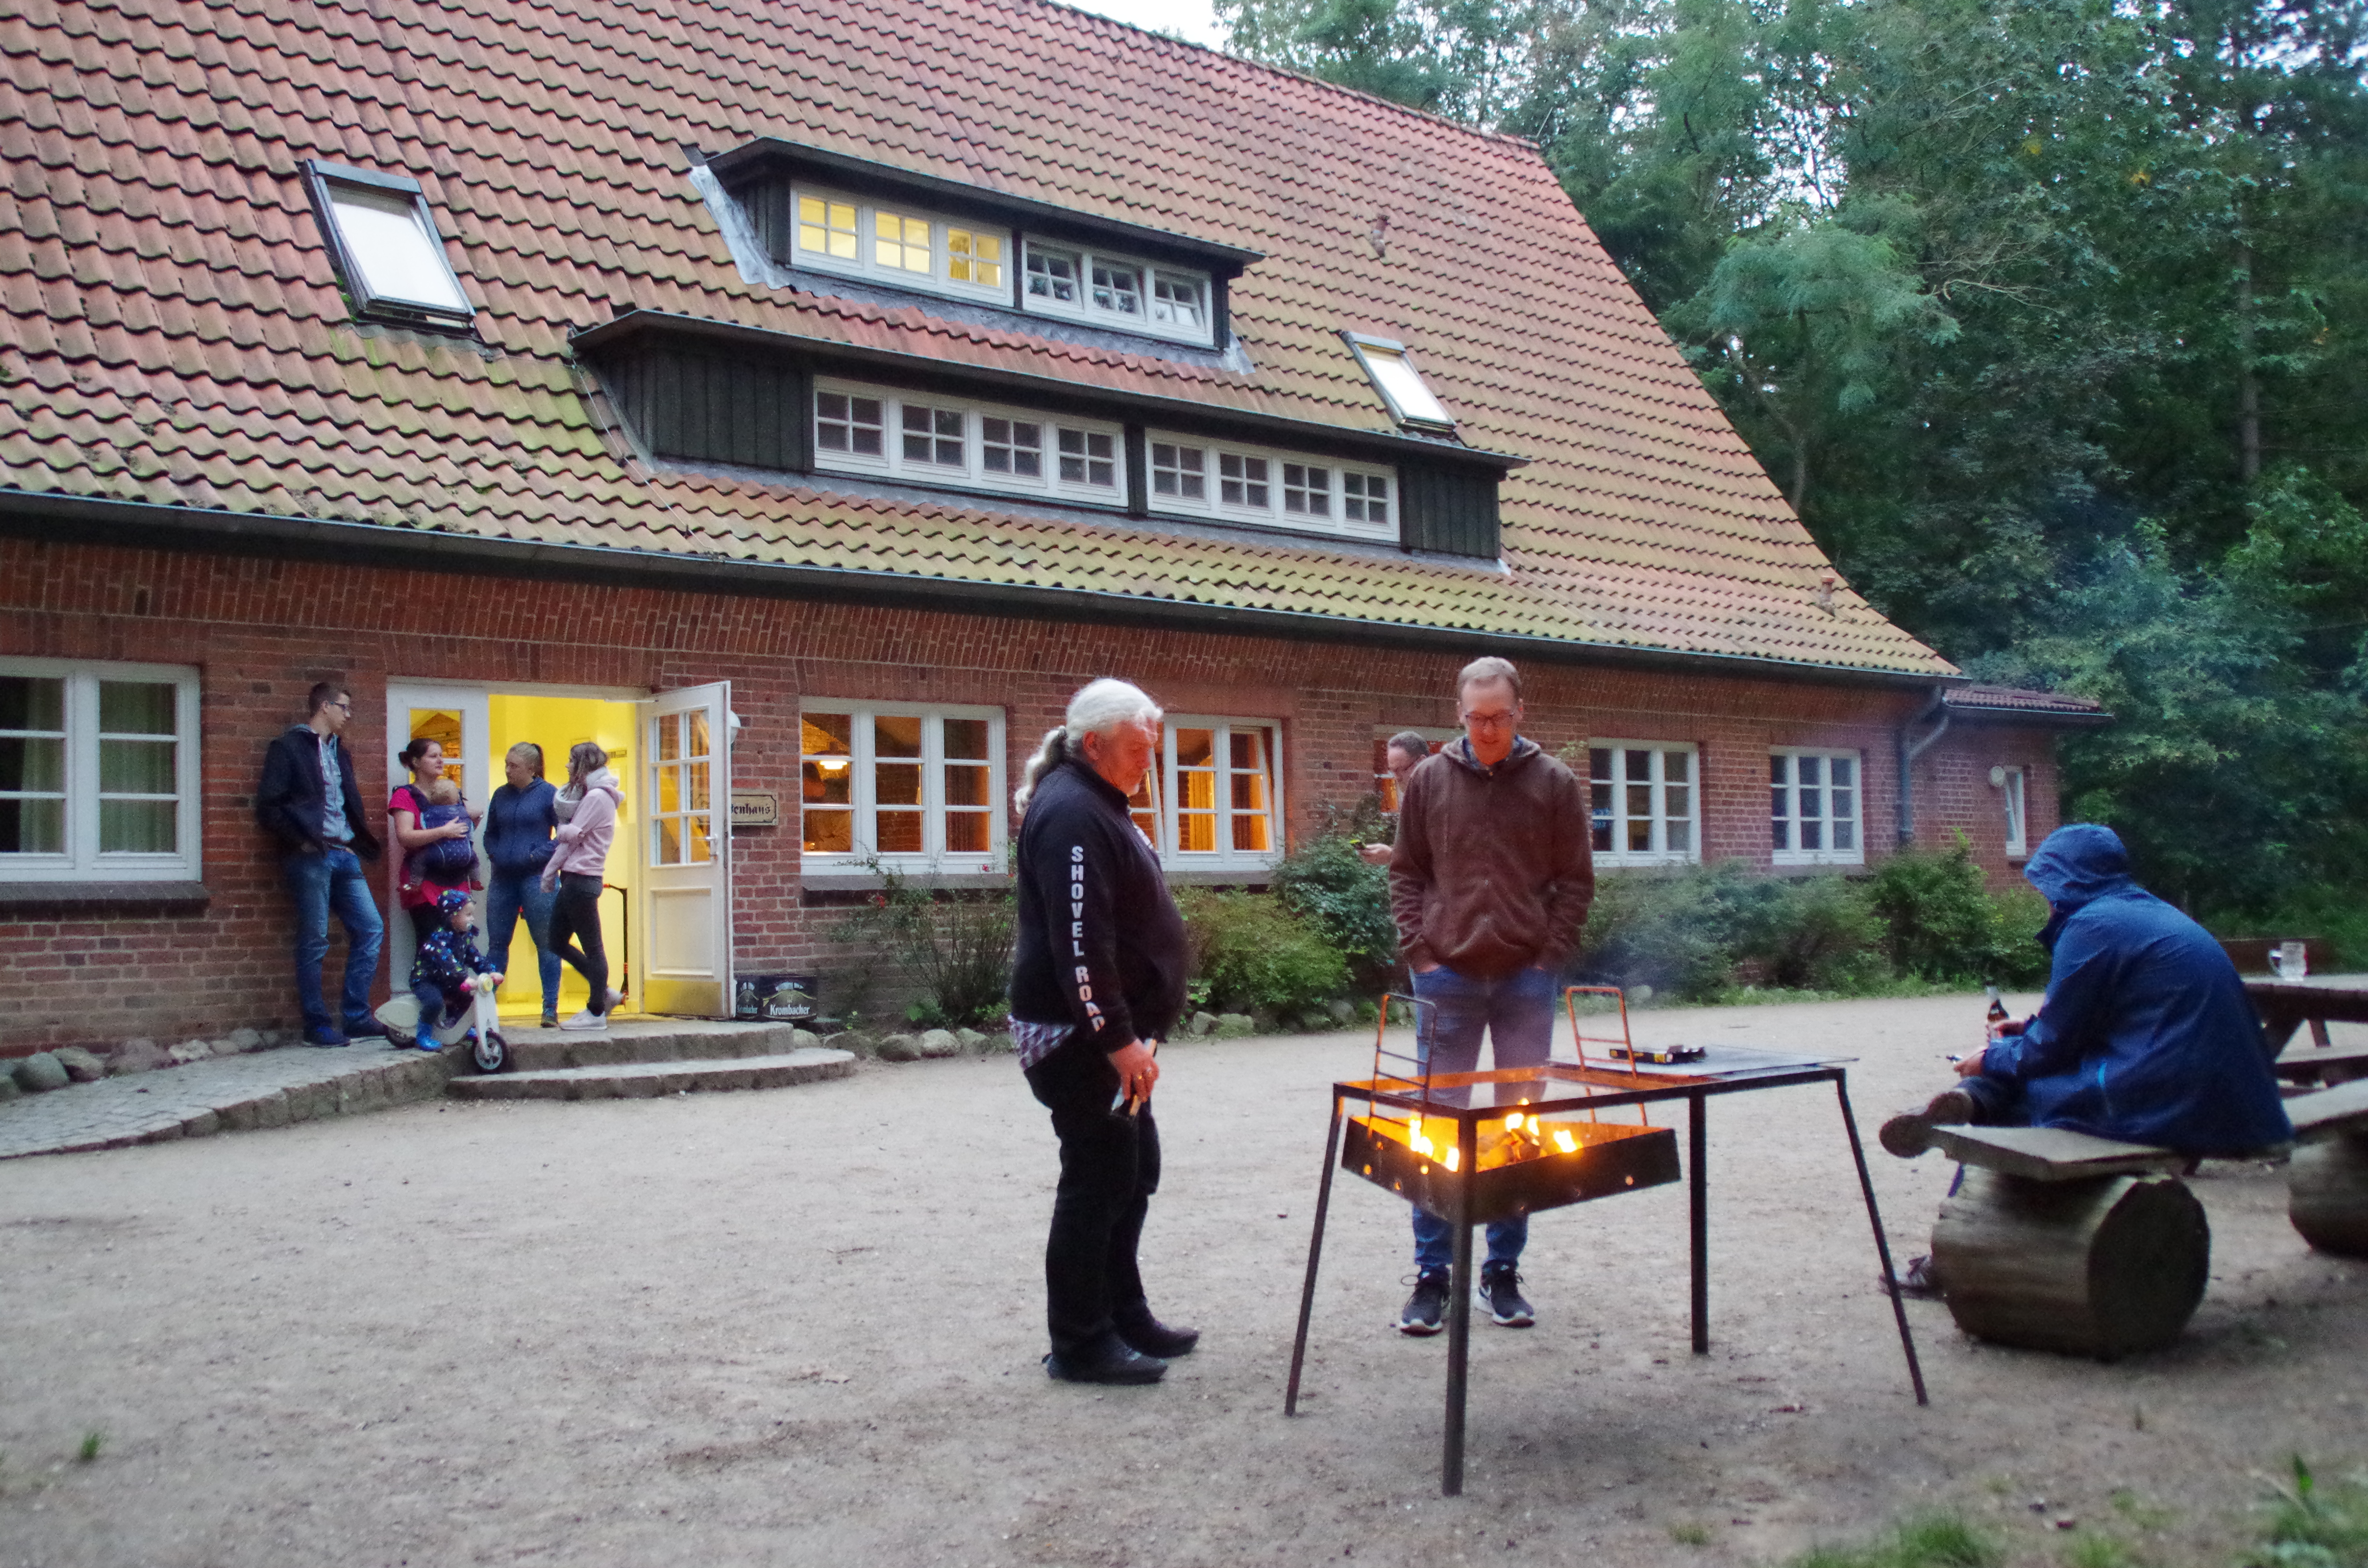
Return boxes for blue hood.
[2025,824,2135,950]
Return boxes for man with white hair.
[1388,656,1594,1334]
[1009,678,1196,1384]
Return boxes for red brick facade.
[0,533,2066,1054]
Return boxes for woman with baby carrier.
[541,741,625,1032]
[388,737,481,951]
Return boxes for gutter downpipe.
[1897,688,1952,847]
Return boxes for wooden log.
[1932,1169,2209,1360]
[2289,1133,2368,1258]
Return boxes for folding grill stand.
[1283,994,1928,1496]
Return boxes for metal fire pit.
[1341,1104,1677,1225]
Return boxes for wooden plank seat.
[2285,1079,2368,1259]
[1922,1125,2208,1360]
[2274,1041,2368,1089]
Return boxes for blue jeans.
[285,847,385,1035]
[1409,963,1558,1272]
[483,868,562,1015]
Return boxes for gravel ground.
[2,991,2364,1568]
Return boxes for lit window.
[948,229,1002,288]
[1343,472,1389,524]
[1090,260,1141,316]
[1770,750,1861,865]
[901,404,965,466]
[304,160,472,324]
[1059,428,1116,488]
[798,196,860,260]
[1025,245,1079,303]
[1589,744,1698,867]
[1138,718,1281,868]
[1283,464,1331,516]
[648,708,716,867]
[1220,453,1269,508]
[1151,273,1204,328]
[874,210,933,273]
[2002,766,2028,858]
[1346,335,1455,429]
[981,417,1043,477]
[799,705,1004,870]
[1152,442,1206,500]
[0,660,200,882]
[815,392,885,456]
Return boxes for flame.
[1443,1145,1460,1172]
[1554,1129,1578,1153]
[1504,1112,1524,1133]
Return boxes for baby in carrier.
[404,777,481,897]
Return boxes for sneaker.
[302,1027,351,1048]
[418,1034,445,1053]
[1115,1311,1200,1359]
[1398,1268,1450,1335]
[559,1009,609,1032]
[1480,1262,1535,1327]
[1879,1089,1978,1159]
[1044,1337,1167,1384]
[344,1018,390,1041]
[542,1014,560,1030]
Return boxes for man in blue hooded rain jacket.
[1881,823,2291,1160]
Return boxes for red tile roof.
[0,0,1958,678]
[1945,685,2109,720]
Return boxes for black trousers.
[547,872,610,1012]
[1024,1033,1161,1357]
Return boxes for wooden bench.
[2286,1078,2368,1258]
[1921,1126,2208,1360]
[2273,1040,2368,1089]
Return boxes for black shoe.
[1044,1337,1167,1384]
[344,1018,391,1041]
[302,1027,350,1048]
[1480,1262,1536,1327]
[1398,1268,1450,1336]
[1116,1312,1199,1359]
[1879,1089,1977,1159]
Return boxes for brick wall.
[0,533,2071,1053]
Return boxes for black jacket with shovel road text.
[1010,756,1188,1051]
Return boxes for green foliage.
[1789,1513,1998,1568]
[826,857,1015,1029]
[1864,837,2049,986]
[1270,831,1399,989]
[76,1430,102,1464]
[1175,887,1350,1016]
[2242,1456,2368,1568]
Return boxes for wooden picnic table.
[2248,976,2368,1055]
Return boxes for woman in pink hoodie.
[540,742,624,1031]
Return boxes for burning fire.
[1386,1108,1588,1172]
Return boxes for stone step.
[446,1048,855,1102]
[495,1020,812,1074]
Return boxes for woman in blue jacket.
[1885,823,2291,1158]
[483,742,564,1029]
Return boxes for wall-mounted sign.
[730,790,780,830]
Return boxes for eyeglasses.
[1459,709,1518,729]
[325,700,352,712]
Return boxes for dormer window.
[1345,334,1455,431]
[778,182,1011,306]
[302,160,473,329]
[1024,242,1212,346]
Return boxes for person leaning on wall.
[255,680,389,1048]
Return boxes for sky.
[1062,0,1228,49]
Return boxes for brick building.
[0,0,2100,1054]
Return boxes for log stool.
[1921,1127,2208,1360]
[2286,1079,2368,1258]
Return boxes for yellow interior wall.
[487,694,640,1020]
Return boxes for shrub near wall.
[1173,887,1348,1020]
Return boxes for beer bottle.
[1985,985,2008,1028]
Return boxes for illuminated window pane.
[874,210,932,272]
[798,196,859,260]
[948,229,1002,287]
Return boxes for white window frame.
[1768,748,1864,867]
[1144,428,1395,543]
[1588,741,1700,869]
[1021,239,1215,347]
[812,378,1127,506]
[798,703,1005,875]
[2002,766,2028,859]
[0,658,202,883]
[1132,717,1283,872]
[1344,333,1456,431]
[784,182,1012,307]
[303,160,474,327]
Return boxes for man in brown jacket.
[1387,657,1595,1335]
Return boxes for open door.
[635,682,732,1017]
[383,684,491,987]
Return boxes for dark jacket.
[1389,735,1594,978]
[484,779,558,874]
[411,917,494,1007]
[1980,824,2291,1154]
[256,725,381,859]
[1010,756,1189,1051]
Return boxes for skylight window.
[1345,335,1455,430]
[302,160,473,327]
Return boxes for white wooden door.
[382,684,491,986]
[635,682,732,1017]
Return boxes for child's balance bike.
[373,973,511,1074]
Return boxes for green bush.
[1727,873,1890,992]
[1573,864,1749,1001]
[1271,832,1398,990]
[1175,887,1349,1016]
[1865,837,2050,986]
[826,857,1015,1028]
